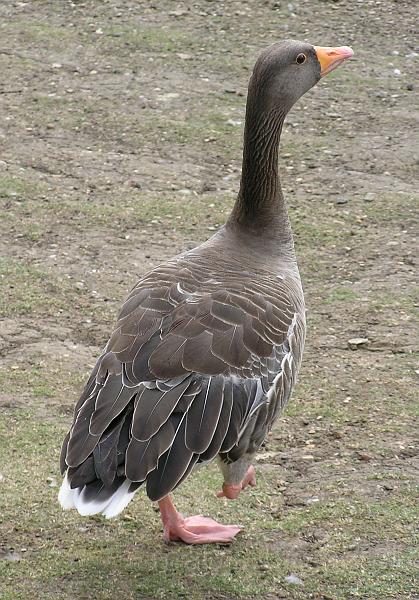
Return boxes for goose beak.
[313,46,354,77]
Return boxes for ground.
[0,1,417,599]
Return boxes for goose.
[59,40,353,544]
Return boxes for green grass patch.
[100,24,199,54]
[0,257,113,328]
[0,258,70,317]
[325,286,360,303]
[0,410,417,600]
[0,363,87,402]
[361,192,418,225]
[0,175,43,200]
[5,19,77,47]
[2,188,233,237]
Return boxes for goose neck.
[229,100,291,242]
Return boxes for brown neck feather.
[228,92,292,244]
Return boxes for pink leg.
[158,495,242,545]
[217,465,256,500]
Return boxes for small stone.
[199,181,216,193]
[335,197,348,205]
[157,92,179,101]
[284,573,303,585]
[46,476,57,487]
[364,192,375,202]
[357,452,372,462]
[348,337,369,350]
[177,53,192,61]
[382,483,394,491]
[0,550,21,562]
[169,9,188,16]
[406,83,414,91]
[138,96,150,109]
[258,563,269,571]
[224,88,244,96]
[226,119,242,126]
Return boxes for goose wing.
[62,256,305,500]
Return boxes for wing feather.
[185,376,225,453]
[131,377,192,441]
[145,415,194,501]
[199,379,234,461]
[125,418,176,482]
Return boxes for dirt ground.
[0,1,417,599]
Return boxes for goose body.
[59,40,353,543]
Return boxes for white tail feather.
[102,480,135,519]
[58,471,136,519]
[58,472,78,510]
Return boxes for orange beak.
[313,46,354,77]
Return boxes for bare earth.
[0,1,417,599]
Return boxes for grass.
[100,24,200,54]
[325,287,360,303]
[0,257,114,351]
[0,363,87,404]
[1,176,232,236]
[0,408,417,600]
[0,175,44,200]
[0,258,70,317]
[0,257,97,320]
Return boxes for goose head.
[248,39,354,113]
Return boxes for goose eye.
[296,53,307,65]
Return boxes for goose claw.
[216,465,256,499]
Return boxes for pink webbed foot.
[158,496,241,545]
[217,465,256,500]
[163,514,242,545]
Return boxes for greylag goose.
[59,40,353,544]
